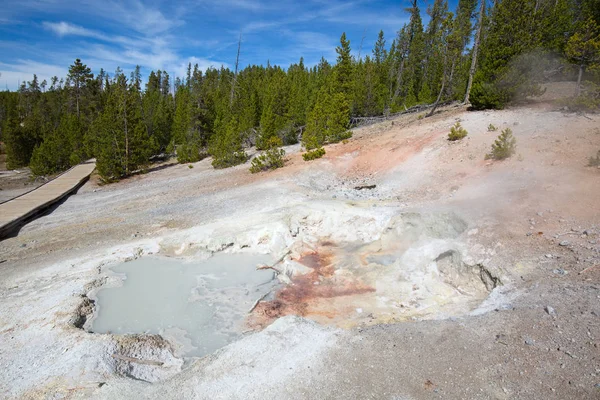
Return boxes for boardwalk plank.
[0,162,96,238]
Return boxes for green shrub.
[470,82,510,110]
[176,141,203,163]
[212,151,248,169]
[249,137,286,173]
[488,124,498,132]
[560,85,600,112]
[589,150,600,167]
[302,147,326,161]
[486,128,517,160]
[471,50,551,110]
[448,122,468,141]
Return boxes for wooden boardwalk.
[0,161,96,239]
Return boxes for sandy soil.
[0,168,46,204]
[1,86,600,399]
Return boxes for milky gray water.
[91,253,277,357]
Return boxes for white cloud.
[172,56,229,79]
[0,0,407,90]
[0,60,66,90]
[42,21,103,38]
[79,0,183,35]
[293,31,337,54]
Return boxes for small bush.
[488,124,498,132]
[560,93,600,112]
[302,147,326,161]
[589,150,600,167]
[448,122,468,141]
[333,130,353,143]
[486,128,517,160]
[250,148,285,173]
[188,164,194,169]
[212,151,248,169]
[249,137,286,173]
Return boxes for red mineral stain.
[247,244,375,329]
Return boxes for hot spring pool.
[91,253,277,357]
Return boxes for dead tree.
[464,0,486,104]
[229,33,242,107]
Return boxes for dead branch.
[578,265,600,275]
[247,291,271,313]
[349,101,458,128]
[354,185,376,190]
[256,250,290,274]
[256,264,283,274]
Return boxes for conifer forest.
[0,0,598,182]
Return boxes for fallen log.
[354,185,376,190]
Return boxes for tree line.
[0,0,598,181]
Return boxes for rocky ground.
[1,86,599,399]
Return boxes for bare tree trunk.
[464,0,486,104]
[229,34,242,107]
[391,58,406,107]
[427,75,446,117]
[123,97,129,175]
[577,64,584,96]
[357,28,366,59]
[428,51,449,117]
[447,58,457,96]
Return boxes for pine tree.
[372,31,391,113]
[86,69,152,181]
[565,17,600,96]
[335,33,354,99]
[304,76,351,150]
[287,58,309,132]
[422,0,449,103]
[67,59,93,119]
[258,67,288,149]
[29,114,79,175]
[390,1,426,110]
[209,114,247,168]
[143,70,173,152]
[171,86,200,162]
[428,10,457,116]
[465,0,486,104]
[5,76,46,168]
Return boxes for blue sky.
[0,0,458,90]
